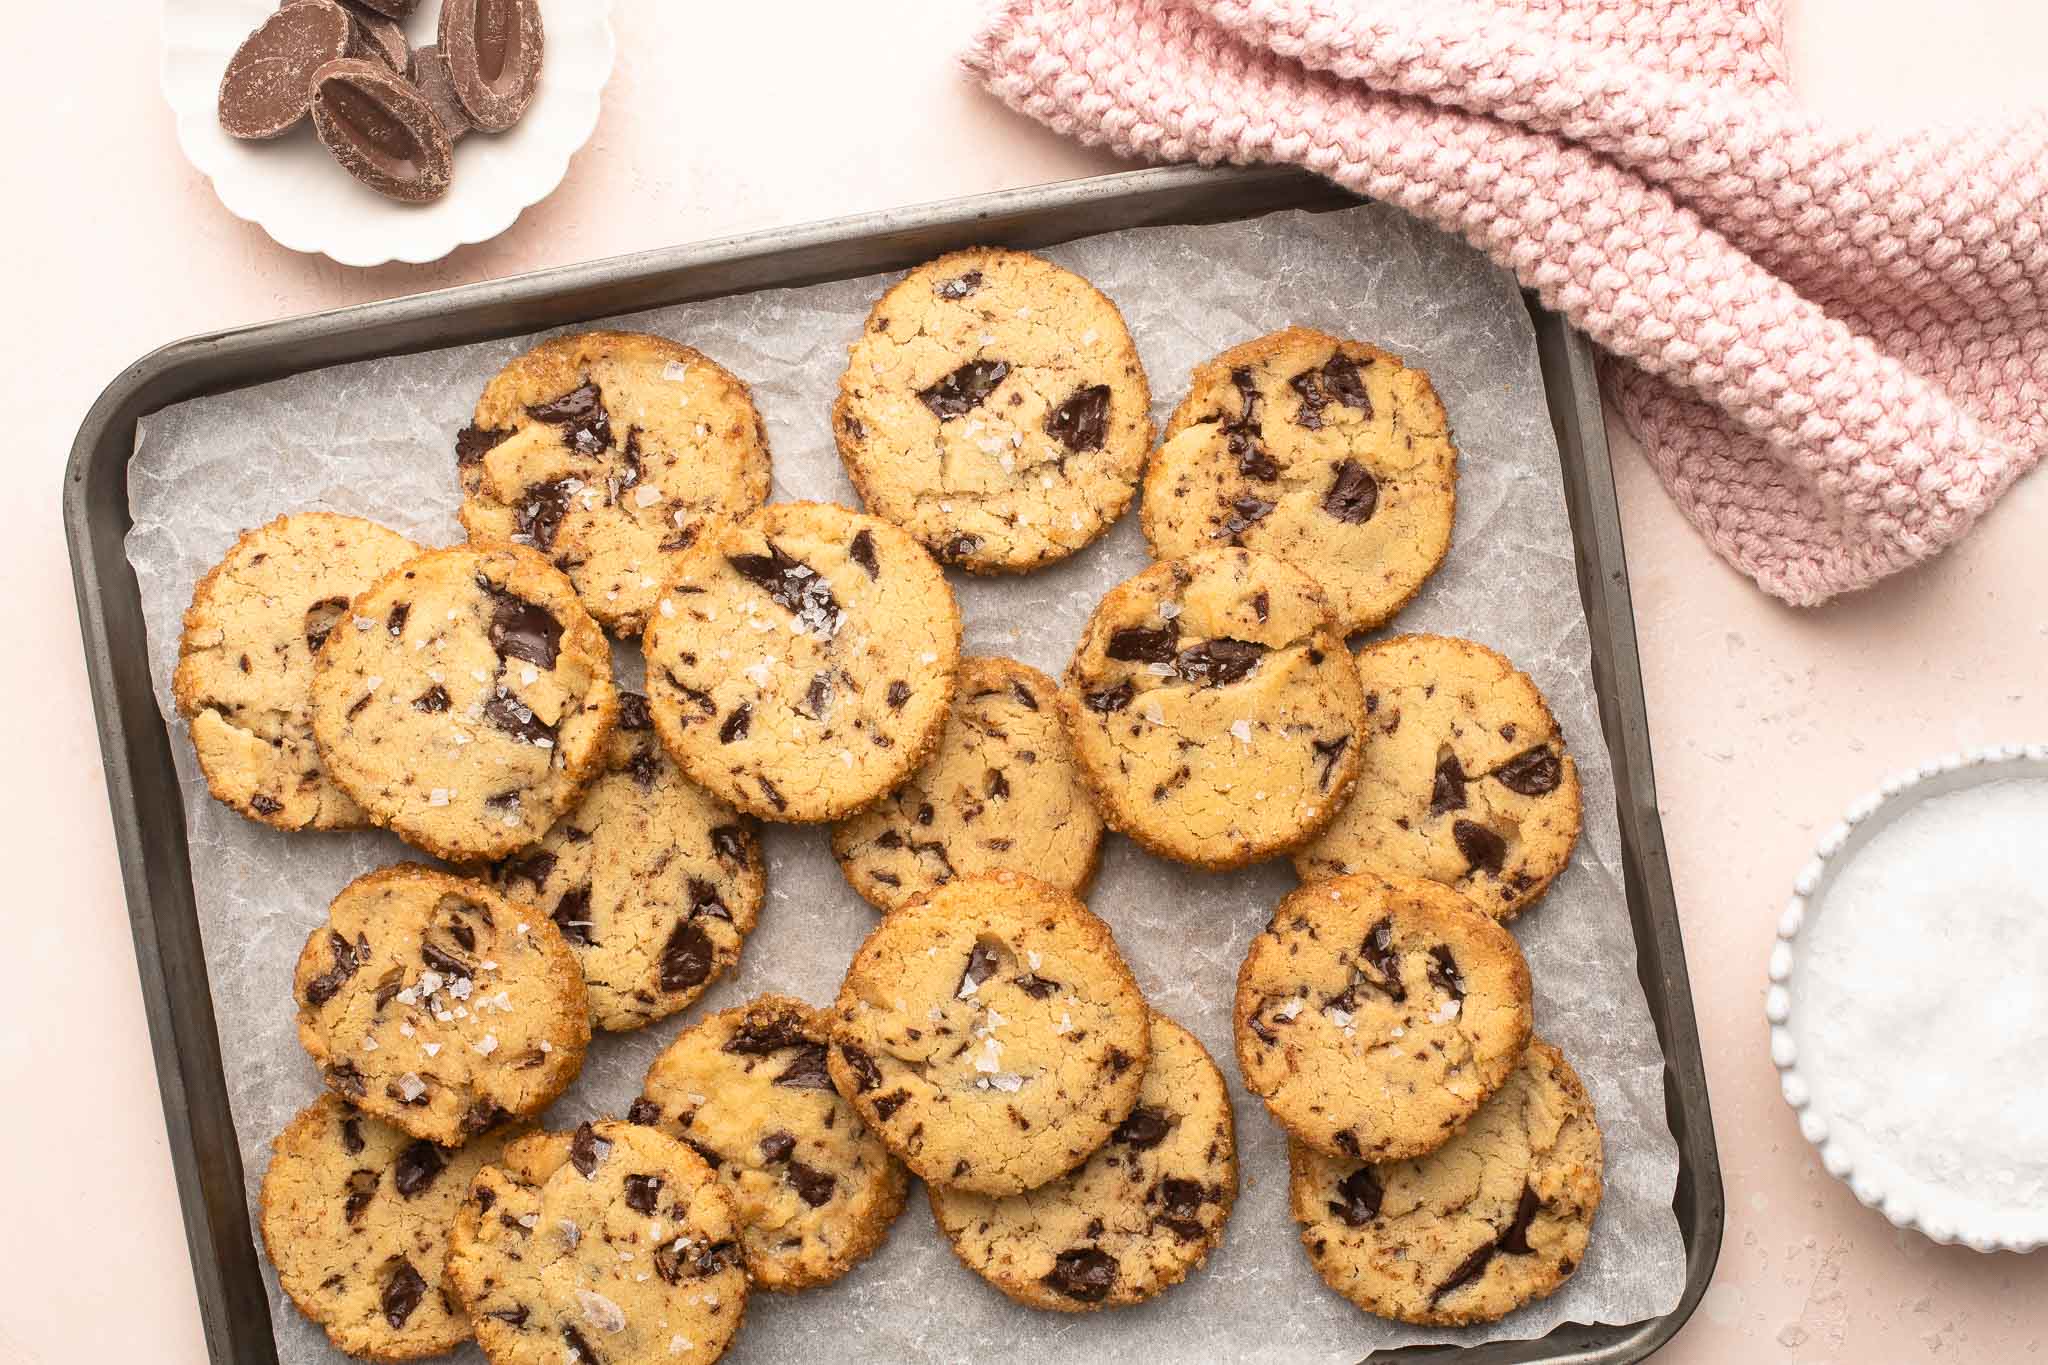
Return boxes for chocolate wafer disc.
[438,0,545,133]
[340,1,411,75]
[217,0,352,141]
[308,58,455,205]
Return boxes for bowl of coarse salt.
[1769,744,2048,1252]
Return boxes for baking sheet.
[126,201,1685,1363]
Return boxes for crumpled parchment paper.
[127,201,1686,1363]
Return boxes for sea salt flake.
[473,1033,499,1056]
[576,1288,626,1334]
[422,1041,441,1057]
[1158,601,1182,619]
[1274,998,1305,1021]
[635,484,663,507]
[1230,720,1254,743]
[396,1073,426,1101]
[1431,998,1462,1023]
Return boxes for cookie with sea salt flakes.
[258,1095,522,1361]
[310,543,620,863]
[293,864,590,1146]
[830,655,1103,912]
[826,872,1150,1196]
[1142,327,1458,634]
[1234,872,1532,1163]
[642,502,962,824]
[1294,633,1582,921]
[1060,546,1366,870]
[456,331,772,635]
[447,1120,749,1365]
[490,692,764,1033]
[928,1012,1236,1312]
[174,511,420,831]
[1289,1038,1603,1327]
[832,247,1153,572]
[635,995,910,1292]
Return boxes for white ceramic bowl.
[161,0,615,267]
[1769,743,2048,1253]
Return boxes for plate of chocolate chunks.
[163,0,615,266]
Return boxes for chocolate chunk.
[304,930,363,1007]
[461,1101,508,1136]
[1322,459,1379,524]
[1177,637,1264,687]
[511,478,573,552]
[456,422,510,466]
[1360,916,1408,1002]
[774,1044,835,1091]
[484,587,562,669]
[958,938,1001,997]
[804,672,834,721]
[304,596,350,654]
[1043,1247,1118,1303]
[1084,680,1134,713]
[1427,944,1466,1001]
[482,690,557,746]
[1330,1166,1384,1226]
[1499,1185,1542,1254]
[392,1140,446,1197]
[1495,746,1563,796]
[1430,751,1468,815]
[616,691,653,732]
[1107,623,1180,664]
[757,775,788,812]
[1015,971,1060,999]
[412,684,450,714]
[1158,1177,1207,1227]
[1113,1105,1170,1149]
[1216,493,1275,541]
[249,794,283,815]
[526,381,610,457]
[1453,819,1507,875]
[683,1139,724,1171]
[218,1,353,141]
[1311,734,1350,790]
[438,0,545,134]
[1045,384,1111,453]
[380,1257,426,1328]
[726,543,841,634]
[1433,1240,1499,1306]
[934,269,983,300]
[838,1044,882,1092]
[407,43,474,142]
[326,1062,367,1098]
[1322,354,1373,413]
[486,1305,529,1326]
[568,1122,609,1178]
[349,0,419,15]
[939,534,982,563]
[339,1114,366,1153]
[343,1168,379,1223]
[550,884,593,946]
[788,1161,837,1207]
[623,1174,663,1213]
[709,824,750,865]
[758,1130,796,1163]
[309,58,454,204]
[917,359,1009,419]
[721,1013,805,1054]
[687,878,730,923]
[340,2,410,72]
[560,1324,599,1362]
[1236,439,1279,481]
[1010,680,1039,711]
[886,680,911,710]
[848,529,880,579]
[693,1241,742,1277]
[660,920,714,991]
[871,1090,909,1122]
[719,703,751,744]
[625,1097,661,1125]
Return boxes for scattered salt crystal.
[1325,1006,1354,1029]
[1274,998,1304,1021]
[1230,720,1254,743]
[920,652,938,664]
[399,1020,415,1037]
[422,1041,441,1057]
[521,666,538,685]
[1431,998,1462,1024]
[574,1288,626,1334]
[361,1036,378,1052]
[353,616,376,631]
[518,1213,538,1228]
[635,484,663,508]
[663,360,691,382]
[988,1073,1026,1092]
[396,1073,426,1102]
[973,1037,1004,1072]
[1026,950,1041,970]
[539,1039,553,1052]
[363,674,383,691]
[1158,601,1182,619]
[1147,662,1176,677]
[428,788,450,807]
[669,1334,694,1356]
[659,599,677,618]
[1082,328,1098,344]
[473,1033,499,1056]
[1055,1012,1073,1034]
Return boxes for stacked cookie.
[172,245,1616,1358]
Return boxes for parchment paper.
[127,202,1686,1363]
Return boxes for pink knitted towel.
[965,0,2048,605]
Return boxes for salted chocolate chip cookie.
[1060,547,1365,870]
[1142,327,1458,634]
[929,1013,1235,1312]
[259,1095,522,1360]
[636,995,910,1292]
[293,865,590,1146]
[827,872,1150,1195]
[830,656,1103,912]
[832,247,1152,572]
[310,543,619,863]
[448,1120,748,1365]
[457,331,772,635]
[642,502,962,823]
[1289,1038,1603,1327]
[490,693,764,1033]
[1234,872,1532,1162]
[174,512,421,831]
[1295,634,1582,920]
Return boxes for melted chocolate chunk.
[683,1139,724,1171]
[484,587,562,670]
[568,1122,609,1178]
[1323,459,1379,524]
[774,1044,835,1091]
[871,1090,910,1122]
[1430,751,1468,815]
[1454,819,1508,875]
[1499,1185,1542,1255]
[788,1161,838,1207]
[1010,680,1040,711]
[560,1324,599,1362]
[526,380,611,456]
[482,691,557,747]
[304,930,363,1007]
[1113,1105,1171,1149]
[250,794,284,815]
[1330,1166,1384,1227]
[326,1061,367,1099]
[1427,944,1466,1001]
[1045,384,1111,453]
[958,938,1001,997]
[694,1241,742,1277]
[1312,734,1350,790]
[726,543,841,634]
[838,1044,882,1092]
[455,423,511,467]
[625,1097,662,1125]
[486,1305,529,1327]
[344,1169,379,1224]
[1083,680,1135,713]
[380,1257,427,1328]
[939,534,983,563]
[1495,746,1563,796]
[848,528,879,579]
[412,684,450,714]
[1217,493,1275,541]
[623,1174,663,1213]
[1015,972,1060,999]
[723,1016,808,1055]
[1106,623,1180,664]
[687,878,731,922]
[1177,638,1264,687]
[391,1140,446,1197]
[934,269,983,300]
[758,1130,795,1164]
[719,703,751,744]
[802,672,834,721]
[339,1114,365,1154]
[659,920,715,992]
[1361,917,1408,1002]
[461,1101,507,1137]
[886,680,911,710]
[1043,1247,1119,1304]
[710,824,749,864]
[1322,354,1373,413]
[550,884,593,946]
[514,478,573,552]
[615,691,653,732]
[917,359,1009,419]
[625,744,661,789]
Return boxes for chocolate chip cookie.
[310,543,620,863]
[457,331,772,635]
[636,995,910,1292]
[1234,872,1532,1162]
[1289,1038,1603,1326]
[1060,547,1365,870]
[1142,327,1458,633]
[832,247,1153,572]
[490,692,764,1033]
[259,1095,522,1360]
[293,865,590,1146]
[826,871,1150,1195]
[1294,634,1583,920]
[830,656,1103,912]
[642,502,962,823]
[928,1012,1236,1312]
[447,1120,749,1365]
[174,512,421,831]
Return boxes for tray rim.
[64,161,1722,1365]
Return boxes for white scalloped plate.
[162,0,615,267]
[1769,743,2048,1253]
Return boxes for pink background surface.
[6,2,2044,1360]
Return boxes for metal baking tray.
[65,163,1722,1364]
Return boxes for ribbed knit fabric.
[965,0,2048,605]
